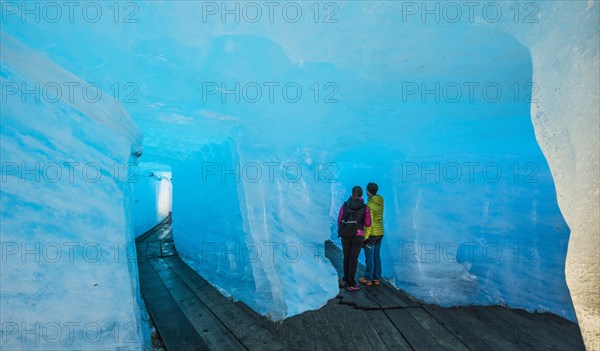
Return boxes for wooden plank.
[137,215,172,243]
[324,241,345,277]
[135,230,153,243]
[297,312,318,350]
[405,307,469,351]
[363,310,413,351]
[136,225,161,243]
[281,313,312,351]
[302,306,338,351]
[360,285,403,309]
[157,227,172,241]
[445,307,518,351]
[331,303,376,350]
[161,238,176,257]
[385,309,443,351]
[390,288,421,307]
[423,305,493,351]
[543,319,585,350]
[280,316,301,350]
[362,283,420,309]
[314,300,347,351]
[513,309,585,348]
[165,256,281,350]
[283,309,341,350]
[339,286,381,310]
[346,309,398,351]
[145,240,162,258]
[325,243,376,309]
[137,258,209,351]
[489,306,583,351]
[232,298,286,348]
[466,306,546,351]
[145,230,163,243]
[322,300,373,350]
[325,240,341,253]
[136,241,147,259]
[324,241,345,263]
[149,259,246,350]
[325,240,419,309]
[348,309,388,351]
[233,300,280,338]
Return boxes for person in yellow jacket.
[359,182,384,286]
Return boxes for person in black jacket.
[337,186,371,291]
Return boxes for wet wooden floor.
[136,215,585,351]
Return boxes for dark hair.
[367,182,378,195]
[351,186,363,198]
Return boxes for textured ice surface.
[2,1,597,338]
[173,140,339,319]
[0,34,147,349]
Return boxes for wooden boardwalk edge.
[136,216,585,351]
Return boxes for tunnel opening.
[133,163,173,238]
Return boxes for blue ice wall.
[172,139,339,319]
[0,0,579,327]
[0,34,148,349]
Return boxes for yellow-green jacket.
[365,194,384,240]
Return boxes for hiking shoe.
[345,285,361,291]
[359,277,372,286]
[372,279,380,286]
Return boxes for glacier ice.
[172,140,340,319]
[1,33,147,350]
[1,0,598,349]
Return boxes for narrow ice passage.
[1,1,598,350]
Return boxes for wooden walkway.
[136,215,585,351]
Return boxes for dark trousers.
[342,235,364,286]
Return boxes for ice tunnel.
[1,1,598,350]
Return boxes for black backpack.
[337,202,364,238]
